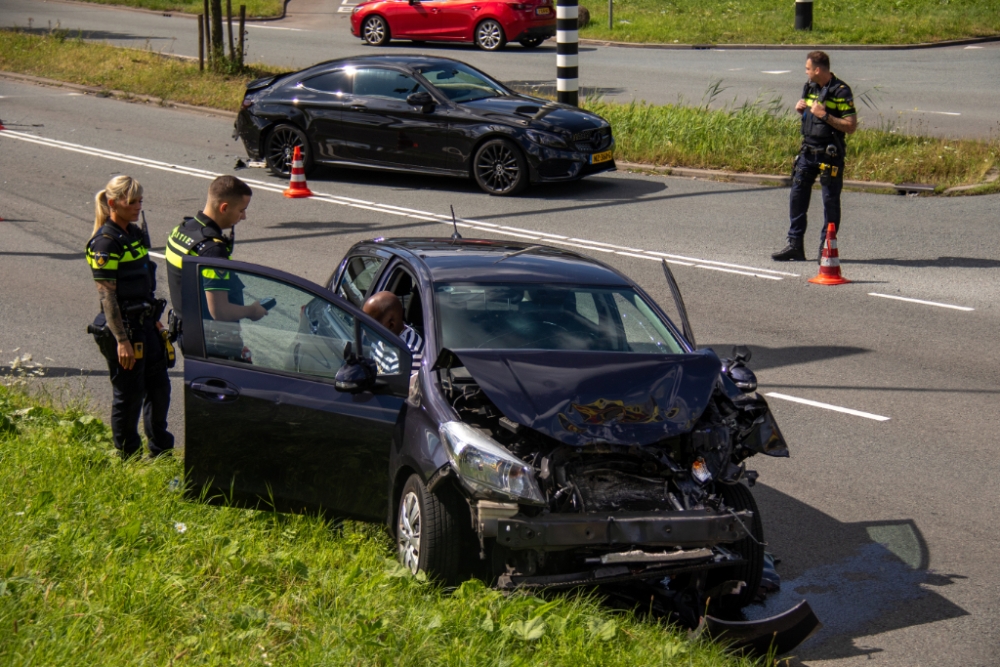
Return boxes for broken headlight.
[440,422,546,506]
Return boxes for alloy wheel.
[363,16,388,46]
[398,490,421,574]
[476,20,505,50]
[265,126,305,177]
[475,142,521,194]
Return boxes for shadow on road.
[751,484,968,661]
[10,27,175,43]
[702,342,871,371]
[239,217,442,245]
[844,256,1000,269]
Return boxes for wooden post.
[203,0,212,67]
[226,0,235,59]
[238,5,246,68]
[210,0,224,65]
[608,0,612,30]
[198,14,205,71]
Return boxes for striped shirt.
[371,325,423,375]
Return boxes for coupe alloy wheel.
[398,490,421,574]
[474,139,526,195]
[475,20,506,50]
[264,125,308,178]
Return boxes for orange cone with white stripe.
[283,145,313,198]
[808,223,850,285]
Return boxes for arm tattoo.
[96,281,129,342]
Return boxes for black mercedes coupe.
[233,55,616,195]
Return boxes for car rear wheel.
[362,15,390,46]
[475,20,506,51]
[264,124,312,178]
[519,36,544,48]
[710,482,765,610]
[397,474,467,584]
[473,138,528,195]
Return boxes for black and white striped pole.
[794,0,813,30]
[556,0,579,107]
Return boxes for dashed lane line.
[765,392,891,422]
[869,292,973,311]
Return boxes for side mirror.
[409,0,419,5]
[732,345,751,363]
[407,91,434,109]
[335,341,378,394]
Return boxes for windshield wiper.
[494,245,544,263]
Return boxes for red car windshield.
[416,63,509,103]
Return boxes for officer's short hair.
[807,51,830,70]
[208,175,253,204]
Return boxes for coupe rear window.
[416,63,507,103]
[435,283,684,353]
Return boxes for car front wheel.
[397,474,467,584]
[264,124,312,178]
[475,19,506,51]
[362,15,390,46]
[709,482,765,610]
[473,138,528,195]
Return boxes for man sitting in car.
[362,291,423,374]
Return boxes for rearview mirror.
[407,91,434,109]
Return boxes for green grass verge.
[579,0,1000,45]
[1,29,997,189]
[71,0,284,19]
[0,383,758,666]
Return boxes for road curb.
[0,70,237,119]
[580,34,1000,52]
[14,0,289,22]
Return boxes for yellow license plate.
[535,6,551,13]
[591,150,613,164]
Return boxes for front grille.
[573,127,612,152]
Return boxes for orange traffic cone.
[808,223,850,285]
[282,145,313,198]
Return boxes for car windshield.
[436,283,685,353]
[416,63,508,103]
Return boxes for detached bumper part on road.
[496,509,751,549]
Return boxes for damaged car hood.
[450,349,722,447]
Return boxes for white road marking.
[765,392,891,422]
[869,292,974,311]
[0,128,790,280]
[910,110,961,116]
[245,25,305,31]
[964,45,983,49]
[762,70,791,74]
[149,251,166,258]
[727,68,745,71]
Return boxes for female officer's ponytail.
[93,175,143,237]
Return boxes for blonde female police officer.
[86,175,174,459]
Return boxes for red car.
[350,0,555,51]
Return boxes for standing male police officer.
[87,175,174,459]
[773,51,857,262]
[165,176,266,360]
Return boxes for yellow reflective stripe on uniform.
[201,267,230,284]
[164,236,189,268]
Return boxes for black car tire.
[397,474,467,584]
[362,15,391,46]
[518,36,544,48]
[264,124,313,179]
[475,20,507,51]
[711,482,765,610]
[473,138,528,195]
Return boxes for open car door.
[180,256,412,521]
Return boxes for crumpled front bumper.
[497,509,752,551]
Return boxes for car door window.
[301,70,353,95]
[353,68,427,101]
[198,267,406,378]
[337,255,385,307]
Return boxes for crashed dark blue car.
[180,237,797,623]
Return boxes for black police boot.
[771,238,806,262]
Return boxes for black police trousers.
[788,146,845,244]
[101,318,174,458]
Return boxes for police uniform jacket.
[800,74,857,151]
[165,212,241,320]
[86,221,157,323]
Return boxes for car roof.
[303,55,473,75]
[371,238,633,286]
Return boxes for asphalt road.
[3,0,1000,139]
[1,79,999,666]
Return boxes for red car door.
[385,0,444,37]
[435,0,484,40]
